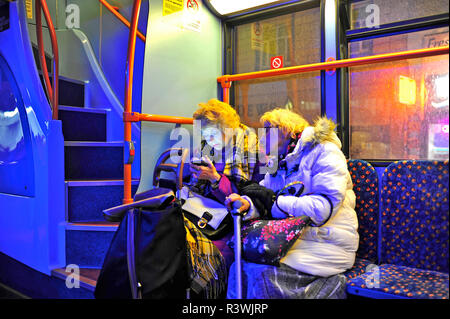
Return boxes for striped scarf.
[184,216,227,298]
[222,123,258,183]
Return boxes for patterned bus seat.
[347,160,449,299]
[344,160,379,280]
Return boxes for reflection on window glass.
[0,54,34,196]
[234,7,321,127]
[350,0,449,29]
[349,27,449,160]
[0,59,26,164]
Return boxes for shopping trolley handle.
[230,201,244,217]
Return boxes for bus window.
[233,6,321,128]
[349,26,449,160]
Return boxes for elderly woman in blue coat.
[225,108,359,299]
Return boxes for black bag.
[182,207,233,241]
[94,188,189,299]
[182,180,276,240]
[238,181,276,219]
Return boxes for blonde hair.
[193,99,241,129]
[260,108,309,138]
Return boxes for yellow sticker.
[163,0,183,16]
[251,22,263,50]
[26,0,33,19]
[262,22,277,55]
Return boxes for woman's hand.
[190,156,221,183]
[225,193,250,214]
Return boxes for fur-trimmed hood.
[260,116,358,277]
[293,117,342,155]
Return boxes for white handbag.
[180,186,229,230]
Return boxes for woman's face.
[201,123,224,151]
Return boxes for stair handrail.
[98,0,146,42]
[35,0,59,120]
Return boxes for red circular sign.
[271,56,283,69]
[187,0,199,11]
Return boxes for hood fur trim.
[302,117,338,147]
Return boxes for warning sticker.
[25,0,33,19]
[163,0,184,16]
[183,0,202,33]
[186,0,199,12]
[270,56,283,69]
[251,22,263,50]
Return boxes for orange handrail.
[217,45,449,88]
[99,0,146,42]
[124,112,194,125]
[35,0,59,120]
[123,0,193,204]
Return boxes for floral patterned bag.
[228,216,311,266]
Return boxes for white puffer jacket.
[250,117,359,277]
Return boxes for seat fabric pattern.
[380,160,449,273]
[347,159,379,262]
[347,264,449,299]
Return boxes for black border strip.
[346,13,449,41]
[320,0,326,116]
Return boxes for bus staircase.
[46,74,139,298]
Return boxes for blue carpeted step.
[58,76,85,107]
[64,142,123,180]
[51,268,100,295]
[67,180,140,222]
[59,106,109,142]
[65,222,118,268]
[0,252,93,299]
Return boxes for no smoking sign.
[271,56,283,69]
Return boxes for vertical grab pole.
[124,0,142,204]
[231,201,243,299]
[221,79,232,104]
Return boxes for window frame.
[222,0,323,118]
[222,0,449,163]
[340,0,449,163]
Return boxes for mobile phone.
[191,160,209,167]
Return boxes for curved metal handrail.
[123,0,143,204]
[122,0,194,204]
[35,0,59,120]
[98,0,146,42]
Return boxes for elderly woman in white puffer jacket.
[226,108,359,281]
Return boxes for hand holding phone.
[190,157,220,183]
[191,159,209,167]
